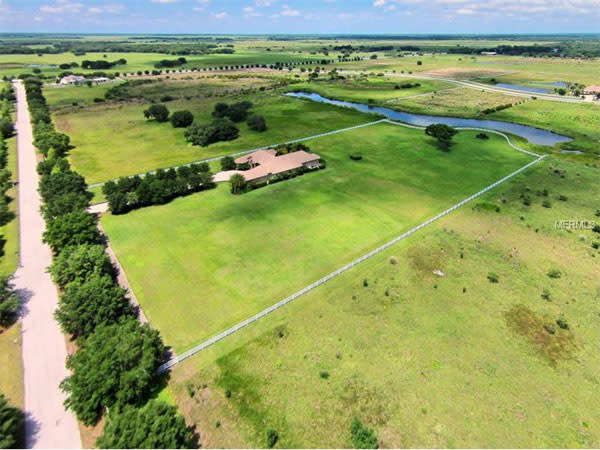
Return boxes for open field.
[101,122,533,353]
[168,157,600,448]
[290,77,454,103]
[54,90,373,184]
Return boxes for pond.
[287,92,572,146]
[493,83,552,94]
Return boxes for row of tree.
[24,77,195,447]
[81,58,127,70]
[102,163,216,215]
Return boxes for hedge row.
[482,103,513,115]
[0,136,15,230]
[103,163,215,215]
[24,77,194,447]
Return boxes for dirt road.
[12,80,81,448]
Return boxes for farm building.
[58,75,87,85]
[214,149,322,183]
[583,85,600,96]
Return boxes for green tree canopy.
[247,114,267,132]
[55,273,134,339]
[0,392,24,449]
[43,210,102,254]
[220,156,236,171]
[49,244,115,289]
[143,104,170,122]
[170,110,194,128]
[425,123,458,151]
[97,400,195,449]
[0,276,19,327]
[61,318,165,425]
[185,119,239,147]
[229,173,247,195]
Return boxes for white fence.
[158,153,547,373]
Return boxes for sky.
[0,0,599,34]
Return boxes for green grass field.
[101,122,533,353]
[54,91,373,184]
[168,157,600,448]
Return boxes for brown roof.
[234,149,277,165]
[239,150,321,182]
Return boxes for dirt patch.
[407,245,448,275]
[504,304,576,366]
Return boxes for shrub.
[363,278,368,287]
[0,276,19,327]
[425,123,457,151]
[170,110,194,128]
[592,242,600,250]
[61,318,165,425]
[143,104,169,122]
[266,429,279,448]
[212,102,229,118]
[487,272,499,283]
[389,256,398,265]
[319,371,329,379]
[476,132,489,140]
[542,200,552,208]
[556,318,569,330]
[558,195,568,201]
[221,156,236,171]
[547,269,561,279]
[49,244,114,289]
[541,289,551,301]
[0,118,14,139]
[226,101,252,122]
[97,400,195,449]
[350,419,378,449]
[0,392,24,449]
[350,154,363,161]
[247,114,267,132]
[229,173,247,195]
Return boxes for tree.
[229,173,247,195]
[43,210,102,254]
[0,276,19,327]
[425,123,458,151]
[96,400,195,449]
[350,419,378,449]
[49,244,114,288]
[226,101,253,122]
[33,130,70,157]
[170,110,194,128]
[61,318,165,425]
[55,273,133,339]
[221,156,236,171]
[0,118,14,139]
[0,392,24,449]
[212,102,229,118]
[247,114,267,132]
[143,104,170,122]
[185,119,239,147]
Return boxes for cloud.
[213,11,228,18]
[87,3,125,14]
[280,6,300,15]
[150,0,179,3]
[40,0,83,14]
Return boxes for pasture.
[168,157,600,448]
[100,122,533,353]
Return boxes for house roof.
[584,85,600,93]
[234,149,277,165]
[241,150,321,182]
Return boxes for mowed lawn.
[101,122,533,352]
[54,93,373,184]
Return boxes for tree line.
[102,163,216,215]
[23,77,195,448]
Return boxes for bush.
[547,269,561,279]
[97,399,195,449]
[476,132,489,140]
[266,429,279,448]
[49,244,114,289]
[212,102,229,118]
[350,154,363,161]
[226,101,252,122]
[542,200,552,208]
[185,118,239,147]
[350,419,378,449]
[487,272,499,283]
[143,104,169,122]
[0,392,24,449]
[0,276,19,327]
[425,123,457,151]
[247,114,267,132]
[42,210,102,254]
[230,173,247,195]
[61,318,165,425]
[55,273,134,339]
[221,156,236,171]
[170,110,194,128]
[319,371,329,379]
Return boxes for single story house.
[220,149,321,183]
[92,77,111,84]
[58,75,87,85]
[583,85,600,96]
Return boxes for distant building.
[480,51,497,56]
[583,85,600,96]
[58,75,87,85]
[92,77,111,84]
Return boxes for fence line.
[158,153,547,373]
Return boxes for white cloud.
[150,0,179,3]
[280,6,299,15]
[40,0,83,14]
[213,11,227,18]
[87,3,124,14]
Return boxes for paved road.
[12,80,81,449]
